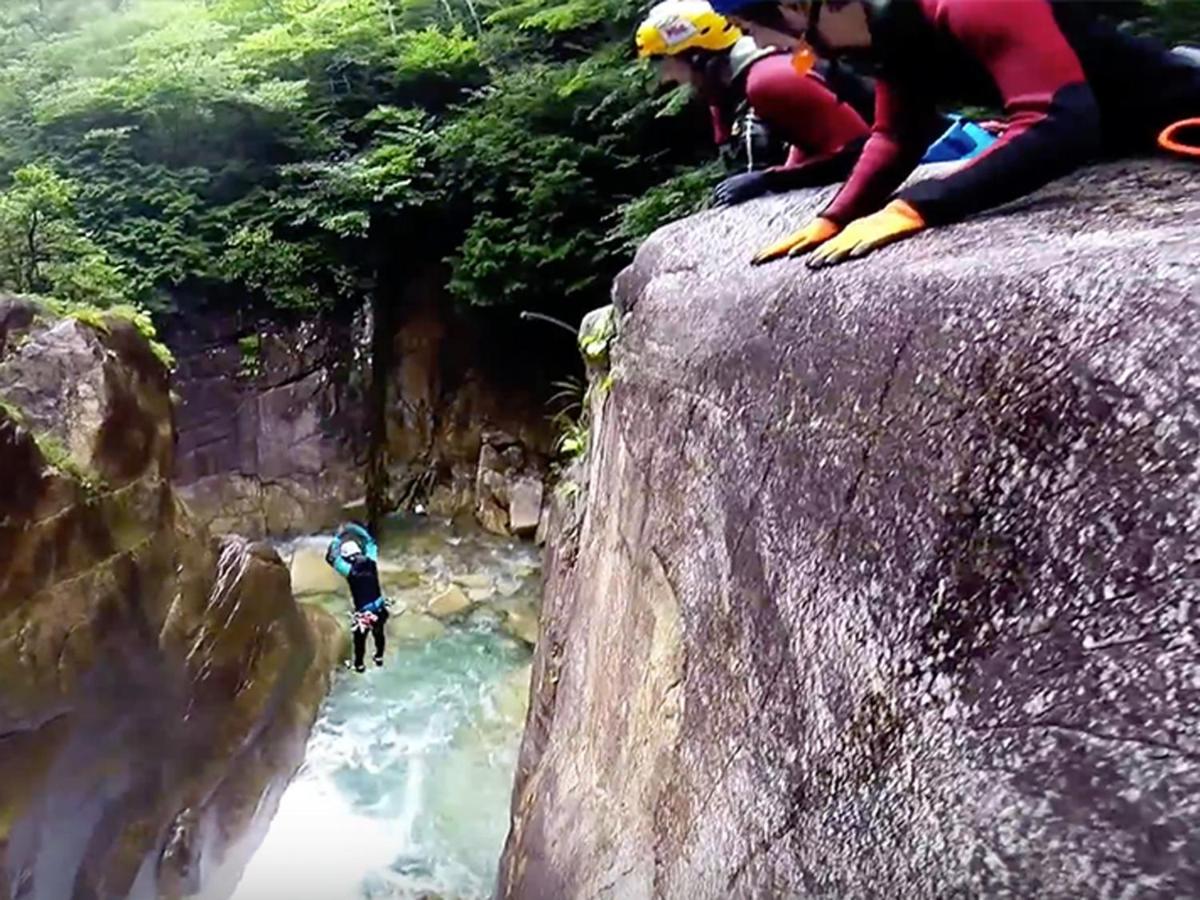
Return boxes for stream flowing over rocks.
[214,518,539,900]
[0,297,542,900]
[499,160,1200,899]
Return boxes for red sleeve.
[820,80,942,225]
[745,56,869,162]
[897,0,1102,225]
[783,145,806,167]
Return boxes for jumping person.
[701,0,1200,266]
[325,523,389,673]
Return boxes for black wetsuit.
[327,527,389,670]
[344,555,389,670]
[821,0,1200,226]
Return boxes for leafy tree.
[0,163,130,305]
[0,0,713,322]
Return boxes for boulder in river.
[498,161,1200,898]
[428,585,473,620]
[287,539,347,596]
[0,300,341,899]
[496,599,539,648]
[474,430,548,538]
[508,477,544,537]
[391,610,448,642]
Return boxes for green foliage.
[0,0,714,322]
[615,162,722,250]
[0,0,1192,333]
[578,303,616,362]
[1122,0,1200,43]
[107,303,176,369]
[237,332,262,378]
[547,361,617,465]
[548,375,587,461]
[38,297,176,369]
[0,164,132,306]
[555,478,581,502]
[0,398,26,426]
[219,224,324,309]
[33,428,105,492]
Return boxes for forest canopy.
[0,0,715,316]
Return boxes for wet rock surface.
[499,161,1200,898]
[382,273,555,522]
[0,306,340,899]
[167,286,557,538]
[166,303,367,538]
[475,431,550,538]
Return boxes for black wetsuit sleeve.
[896,0,1102,225]
[762,137,867,191]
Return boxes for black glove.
[711,171,772,208]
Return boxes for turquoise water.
[226,521,536,900]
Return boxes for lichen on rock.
[0,299,340,900]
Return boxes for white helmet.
[340,540,362,559]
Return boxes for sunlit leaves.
[0,0,713,315]
[0,164,132,306]
[218,223,325,308]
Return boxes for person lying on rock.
[702,0,1200,266]
[325,523,389,673]
[638,0,873,207]
[636,0,995,208]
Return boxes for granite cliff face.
[167,302,368,538]
[500,161,1200,898]
[0,299,340,899]
[168,283,555,538]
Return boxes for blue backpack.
[922,115,997,163]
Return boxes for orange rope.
[1158,118,1200,159]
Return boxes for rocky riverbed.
[215,517,539,900]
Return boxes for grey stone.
[0,309,341,900]
[167,309,364,537]
[499,161,1200,899]
[427,585,472,620]
[474,429,549,539]
[508,477,544,536]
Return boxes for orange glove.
[751,217,840,266]
[806,200,926,269]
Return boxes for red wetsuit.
[822,0,1200,226]
[711,54,873,185]
[744,54,870,167]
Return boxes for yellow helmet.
[636,0,742,60]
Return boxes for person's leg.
[352,627,368,672]
[372,610,388,665]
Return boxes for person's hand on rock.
[751,217,840,265]
[806,200,925,268]
[712,171,772,208]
